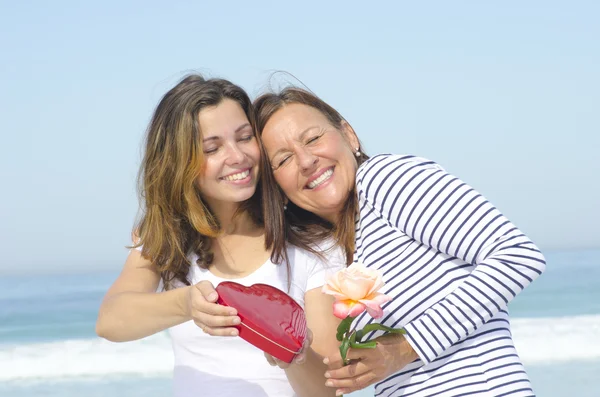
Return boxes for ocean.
[1,249,599,397]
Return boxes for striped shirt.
[353,154,546,397]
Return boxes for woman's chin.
[217,188,258,204]
[308,202,346,223]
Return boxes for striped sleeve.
[356,154,546,365]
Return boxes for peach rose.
[322,262,391,319]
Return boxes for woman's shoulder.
[287,242,346,294]
[356,154,444,191]
[357,153,442,179]
[288,240,346,270]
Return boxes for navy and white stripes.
[353,154,545,397]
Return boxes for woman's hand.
[264,329,313,369]
[187,281,241,336]
[323,334,418,395]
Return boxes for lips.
[221,168,251,181]
[305,167,334,189]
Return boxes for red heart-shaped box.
[216,281,307,363]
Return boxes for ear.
[282,196,290,211]
[340,120,360,151]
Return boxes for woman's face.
[261,103,359,223]
[196,99,260,209]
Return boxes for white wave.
[511,314,600,365]
[0,333,173,381]
[2,315,599,381]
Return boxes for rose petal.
[322,284,350,301]
[333,300,366,319]
[322,275,352,301]
[359,293,392,319]
[364,304,383,319]
[339,275,371,300]
[325,275,343,293]
[325,262,388,303]
[365,273,385,297]
[347,301,367,317]
[332,300,351,319]
[363,292,392,305]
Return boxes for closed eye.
[306,133,323,145]
[277,155,292,168]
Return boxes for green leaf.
[336,316,354,342]
[339,334,351,364]
[354,329,365,342]
[349,334,377,349]
[351,340,377,349]
[357,323,406,337]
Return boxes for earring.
[283,204,287,210]
[355,147,360,157]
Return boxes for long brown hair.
[134,74,262,289]
[253,88,368,265]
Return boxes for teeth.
[308,169,333,189]
[223,170,250,181]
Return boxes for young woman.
[254,87,546,397]
[96,75,342,397]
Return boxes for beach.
[1,249,599,396]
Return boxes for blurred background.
[1,1,598,396]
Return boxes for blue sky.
[1,1,598,275]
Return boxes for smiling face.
[260,103,360,223]
[196,99,260,210]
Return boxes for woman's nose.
[225,143,245,164]
[296,147,318,173]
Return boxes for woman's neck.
[207,200,259,236]
[208,203,269,278]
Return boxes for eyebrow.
[202,123,252,142]
[270,126,320,160]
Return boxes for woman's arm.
[96,249,240,341]
[96,249,189,341]
[357,154,546,364]
[281,289,340,397]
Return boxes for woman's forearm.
[285,348,335,397]
[96,287,191,342]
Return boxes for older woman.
[254,87,546,397]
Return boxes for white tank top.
[169,245,343,397]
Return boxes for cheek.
[274,170,296,196]
[195,175,208,195]
[249,141,261,159]
[198,158,218,182]
[335,152,358,185]
[196,170,209,189]
[337,147,357,169]
[322,134,354,160]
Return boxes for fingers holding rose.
[323,334,418,395]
